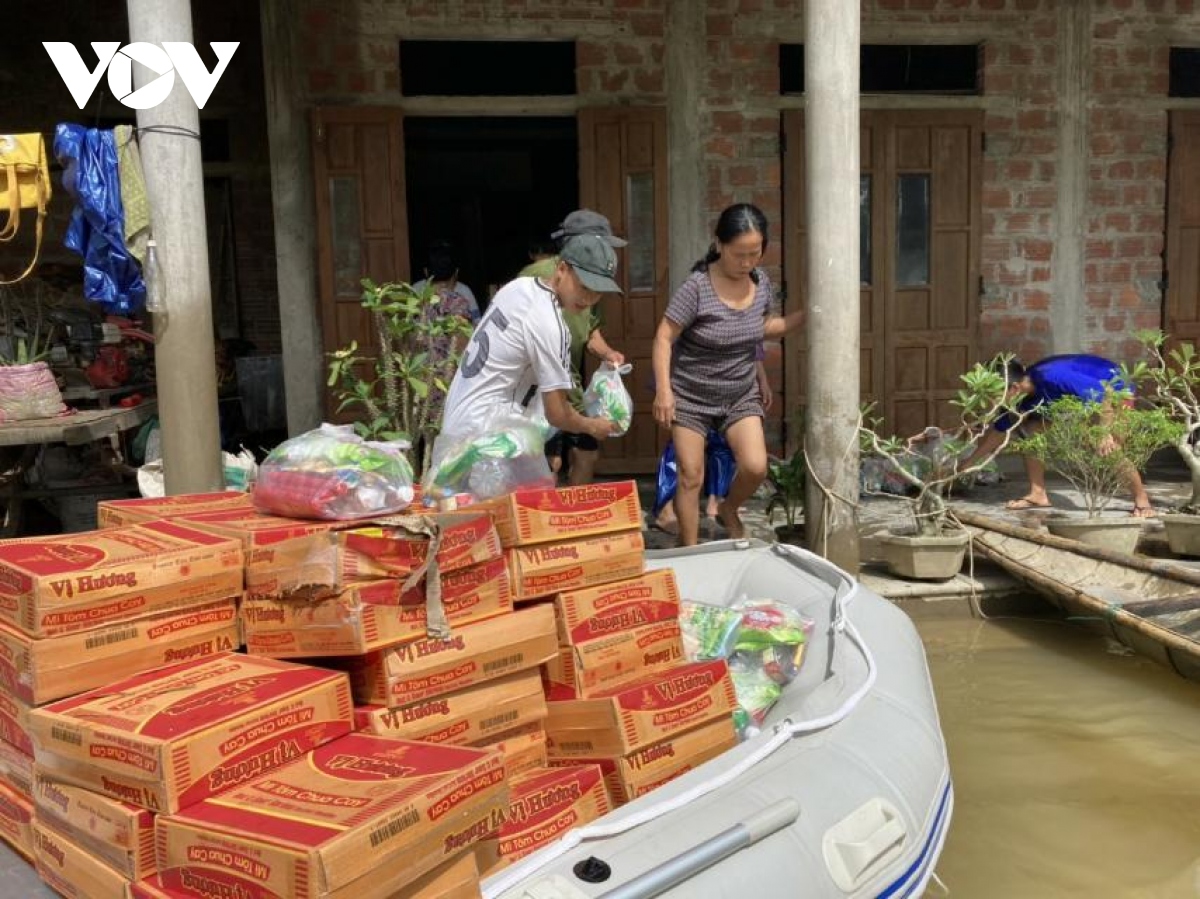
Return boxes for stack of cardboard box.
[96,492,255,529]
[0,521,245,863]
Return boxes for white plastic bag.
[424,411,554,500]
[582,362,633,437]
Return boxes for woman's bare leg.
[672,426,707,547]
[716,417,768,540]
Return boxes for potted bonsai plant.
[327,279,474,477]
[1129,331,1200,556]
[765,450,805,545]
[859,357,1030,580]
[1014,385,1183,554]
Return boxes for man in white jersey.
[440,233,621,440]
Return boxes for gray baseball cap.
[552,209,628,247]
[560,234,623,295]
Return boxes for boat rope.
[482,544,879,899]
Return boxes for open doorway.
[404,117,579,304]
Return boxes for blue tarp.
[54,124,145,314]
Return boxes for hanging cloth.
[114,125,150,265]
[54,123,146,314]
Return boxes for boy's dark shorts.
[545,431,600,458]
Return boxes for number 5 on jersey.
[460,306,510,379]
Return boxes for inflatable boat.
[484,540,953,899]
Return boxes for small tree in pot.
[859,357,1029,580]
[1014,385,1183,554]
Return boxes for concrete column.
[127,0,223,493]
[262,0,325,434]
[1051,1,1090,353]
[666,0,708,287]
[803,0,861,574]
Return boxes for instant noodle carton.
[507,530,645,600]
[97,492,254,529]
[547,716,738,805]
[243,556,513,658]
[477,481,642,546]
[554,569,681,646]
[33,820,130,899]
[28,653,353,814]
[0,522,244,638]
[349,604,557,706]
[473,764,611,877]
[0,686,34,755]
[478,725,548,778]
[394,852,481,899]
[33,767,156,880]
[244,511,501,601]
[0,737,32,800]
[354,669,547,745]
[544,660,737,756]
[0,599,240,706]
[155,735,506,899]
[0,779,33,860]
[543,620,686,700]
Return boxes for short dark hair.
[426,240,457,281]
[1003,358,1026,383]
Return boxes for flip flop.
[1130,505,1158,519]
[1005,498,1053,510]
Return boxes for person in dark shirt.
[959,354,1155,516]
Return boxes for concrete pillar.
[666,0,708,288]
[803,0,861,574]
[261,0,325,434]
[1051,0,1090,354]
[127,0,223,493]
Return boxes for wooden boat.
[486,540,952,899]
[957,510,1200,682]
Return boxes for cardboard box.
[395,852,481,899]
[507,531,645,600]
[350,604,557,706]
[244,556,513,658]
[244,512,501,601]
[478,481,642,546]
[0,521,244,637]
[354,670,547,745]
[0,779,32,860]
[0,599,240,705]
[0,737,32,800]
[34,820,130,899]
[156,735,506,899]
[544,661,737,756]
[543,620,686,700]
[479,725,548,779]
[474,764,611,877]
[29,652,353,814]
[97,492,254,529]
[548,716,738,805]
[554,569,681,646]
[33,767,155,880]
[0,686,33,756]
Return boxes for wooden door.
[578,107,670,473]
[783,110,981,441]
[1166,111,1200,347]
[311,107,410,414]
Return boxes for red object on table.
[85,345,130,388]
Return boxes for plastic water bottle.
[144,239,169,336]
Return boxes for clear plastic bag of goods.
[727,598,815,739]
[253,423,414,520]
[423,412,554,501]
[679,600,744,661]
[581,362,633,437]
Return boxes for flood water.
[917,611,1200,898]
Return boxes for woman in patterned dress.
[651,204,805,547]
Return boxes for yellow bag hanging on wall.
[0,133,52,284]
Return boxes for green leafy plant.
[859,355,1030,537]
[1129,330,1200,512]
[0,283,54,366]
[1015,386,1184,518]
[765,450,806,531]
[327,279,475,475]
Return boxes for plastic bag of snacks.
[253,424,414,520]
[581,362,633,437]
[424,412,555,501]
[728,598,814,737]
[679,600,744,661]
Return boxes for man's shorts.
[545,431,601,459]
[672,388,763,437]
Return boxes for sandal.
[1005,497,1053,511]
[1131,505,1158,519]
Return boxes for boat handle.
[822,799,908,891]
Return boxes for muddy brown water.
[917,610,1200,898]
